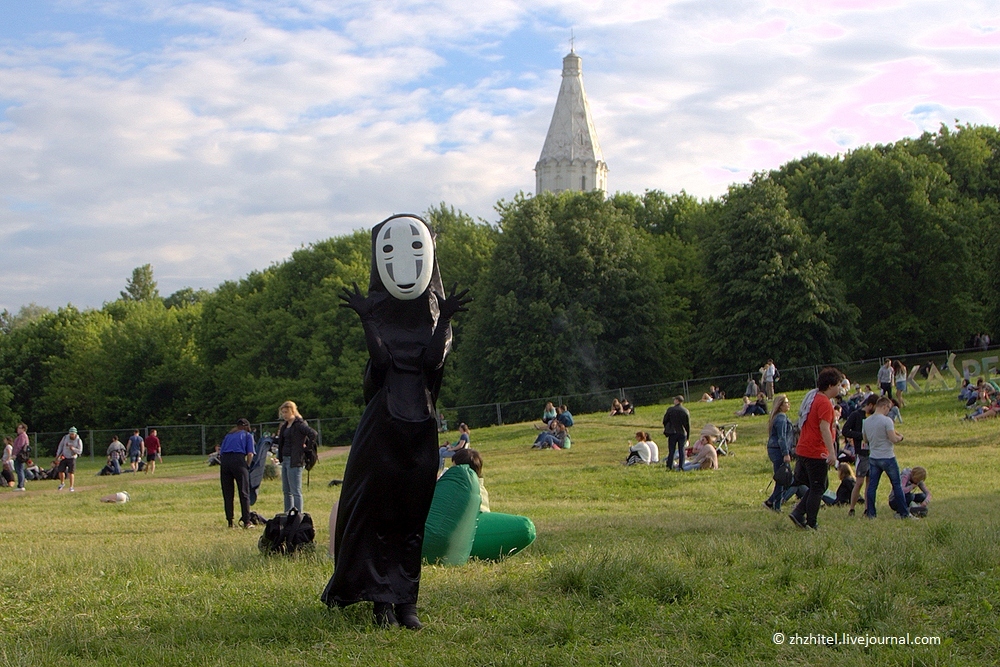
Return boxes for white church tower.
[535,49,608,195]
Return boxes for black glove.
[339,282,372,318]
[435,283,472,320]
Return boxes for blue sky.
[2,0,999,311]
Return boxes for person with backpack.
[275,401,318,513]
[219,418,255,528]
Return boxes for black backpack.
[258,508,315,555]
[16,442,31,463]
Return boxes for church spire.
[535,49,608,195]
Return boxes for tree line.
[2,124,998,438]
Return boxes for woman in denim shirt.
[764,394,794,511]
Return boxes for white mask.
[375,216,434,300]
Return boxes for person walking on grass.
[863,397,911,520]
[788,367,844,530]
[219,418,255,528]
[275,401,318,513]
[877,359,894,399]
[144,429,161,474]
[662,395,691,471]
[127,429,144,472]
[763,395,793,512]
[55,427,83,492]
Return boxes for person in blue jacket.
[219,418,255,528]
[763,395,794,511]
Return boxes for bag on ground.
[258,509,315,555]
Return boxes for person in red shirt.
[789,367,844,530]
[144,429,161,474]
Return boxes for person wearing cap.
[55,427,84,491]
[219,418,255,528]
[844,394,878,516]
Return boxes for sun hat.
[700,424,723,439]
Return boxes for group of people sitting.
[699,386,726,402]
[960,377,1000,421]
[531,403,574,449]
[734,392,768,417]
[609,398,634,416]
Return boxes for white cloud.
[1,0,999,310]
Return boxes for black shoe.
[788,513,808,530]
[394,603,423,630]
[373,603,399,628]
[228,519,234,528]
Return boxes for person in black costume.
[321,214,470,630]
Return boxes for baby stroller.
[715,423,738,457]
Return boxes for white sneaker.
[14,487,25,491]
[57,483,65,491]
[69,487,75,492]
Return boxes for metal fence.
[6,345,998,452]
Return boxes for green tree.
[164,287,211,309]
[460,191,689,404]
[0,303,53,334]
[0,384,18,434]
[700,177,858,374]
[121,264,161,302]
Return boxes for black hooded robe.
[322,215,451,607]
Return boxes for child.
[889,466,930,517]
[823,463,860,506]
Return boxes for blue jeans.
[439,446,456,472]
[765,447,788,509]
[866,457,908,518]
[14,460,25,489]
[282,459,303,513]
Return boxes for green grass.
[1,390,998,666]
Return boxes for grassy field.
[1,389,998,666]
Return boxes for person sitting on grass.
[743,392,767,416]
[556,405,574,428]
[889,466,931,517]
[438,422,470,474]
[734,396,752,417]
[620,398,634,415]
[452,448,489,512]
[643,432,659,463]
[701,386,717,402]
[610,398,627,416]
[626,431,653,465]
[536,401,557,429]
[887,398,903,423]
[683,425,721,470]
[823,463,859,506]
[966,392,1000,421]
[531,421,570,450]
